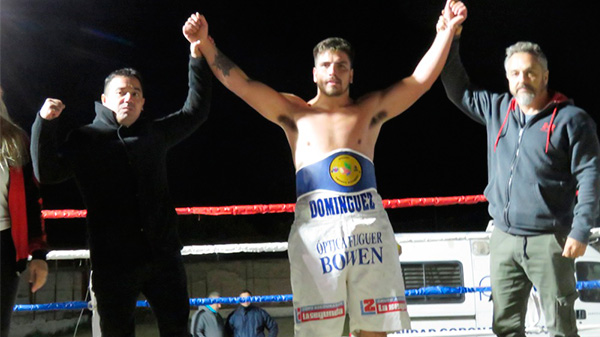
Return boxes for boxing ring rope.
[15,194,492,312]
[13,281,600,312]
[40,194,489,218]
[16,193,600,336]
[39,194,488,262]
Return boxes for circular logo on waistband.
[329,154,362,186]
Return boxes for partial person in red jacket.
[1,87,49,337]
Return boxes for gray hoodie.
[441,40,600,242]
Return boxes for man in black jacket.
[225,290,278,337]
[30,13,212,337]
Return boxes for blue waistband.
[296,150,377,199]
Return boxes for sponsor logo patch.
[330,154,362,186]
[295,301,345,323]
[361,296,407,315]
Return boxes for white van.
[393,226,600,337]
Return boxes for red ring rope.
[41,194,487,219]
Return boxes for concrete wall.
[10,256,292,336]
[186,258,291,300]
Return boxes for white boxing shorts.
[289,149,410,336]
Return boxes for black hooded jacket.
[31,56,212,267]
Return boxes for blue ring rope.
[13,280,600,312]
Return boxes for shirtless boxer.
[188,1,466,336]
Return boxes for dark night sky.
[1,1,598,248]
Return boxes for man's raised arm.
[30,98,73,184]
[186,13,297,125]
[362,0,467,122]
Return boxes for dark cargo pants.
[490,227,578,337]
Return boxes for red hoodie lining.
[494,94,565,154]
